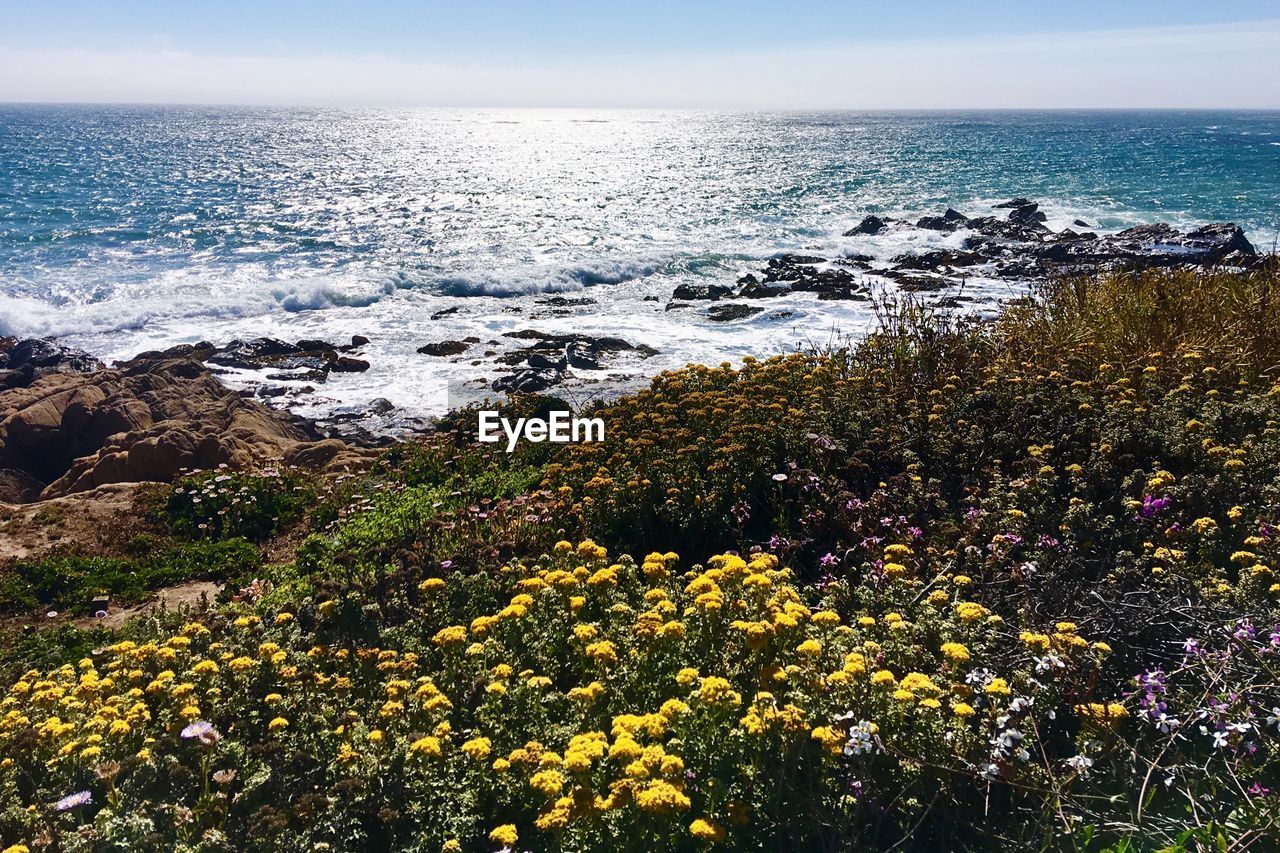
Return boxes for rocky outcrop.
[696,202,1261,311]
[707,304,764,321]
[0,344,379,502]
[844,215,892,236]
[838,200,1260,284]
[0,337,103,391]
[200,336,371,381]
[672,283,733,301]
[418,340,473,357]
[490,331,658,395]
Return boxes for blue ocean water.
[1,106,1278,414]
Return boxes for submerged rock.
[707,304,764,321]
[418,340,471,357]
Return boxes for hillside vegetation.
[2,264,1279,851]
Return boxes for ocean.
[2,106,1278,418]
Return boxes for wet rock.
[672,283,732,301]
[501,330,639,355]
[817,289,869,301]
[707,304,764,322]
[331,357,370,373]
[1007,202,1048,229]
[835,254,874,267]
[431,306,460,320]
[891,249,984,271]
[418,340,471,357]
[963,216,1049,242]
[844,215,890,236]
[0,368,32,391]
[0,339,103,388]
[351,335,371,347]
[916,209,971,232]
[537,296,597,307]
[493,368,563,395]
[1044,228,1096,243]
[1073,219,1092,228]
[769,254,826,268]
[1024,222,1257,271]
[844,203,1260,284]
[734,254,871,300]
[1180,223,1256,259]
[881,270,957,291]
[738,280,792,299]
[206,338,300,370]
[117,341,217,368]
[566,342,602,371]
[526,352,565,371]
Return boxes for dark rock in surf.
[418,340,471,357]
[493,367,563,395]
[737,280,792,299]
[330,357,370,373]
[672,283,733,301]
[707,304,764,322]
[844,215,889,236]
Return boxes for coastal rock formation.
[843,215,891,236]
[201,336,371,379]
[0,337,103,390]
[490,331,658,394]
[418,340,473,357]
[685,203,1260,310]
[672,283,733,301]
[0,341,379,502]
[839,200,1258,282]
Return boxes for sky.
[0,1,1278,108]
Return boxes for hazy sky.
[1,1,1278,108]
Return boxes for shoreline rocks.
[491,331,658,394]
[665,201,1262,311]
[844,200,1259,283]
[0,339,380,504]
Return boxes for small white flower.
[1064,755,1094,776]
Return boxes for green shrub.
[159,467,313,541]
[0,538,262,613]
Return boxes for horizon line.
[4,101,1280,112]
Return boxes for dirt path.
[73,580,223,629]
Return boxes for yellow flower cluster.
[0,541,1123,849]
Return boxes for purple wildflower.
[55,790,91,811]
[181,721,221,746]
[1138,494,1171,519]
